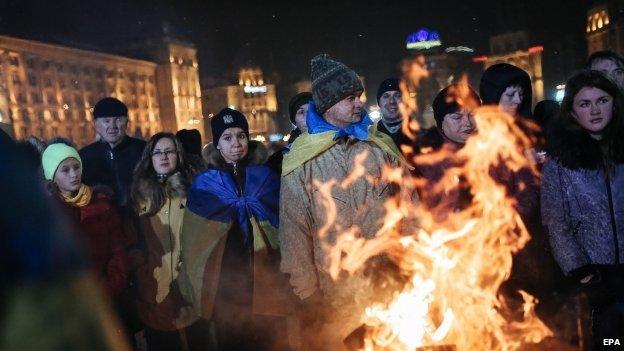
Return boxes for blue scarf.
[306,100,372,140]
[187,165,280,247]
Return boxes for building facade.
[586,1,624,55]
[478,31,545,106]
[0,34,203,147]
[202,67,277,142]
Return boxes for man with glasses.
[80,97,146,208]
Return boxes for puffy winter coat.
[542,122,624,275]
[80,136,146,208]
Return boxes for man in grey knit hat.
[278,54,420,349]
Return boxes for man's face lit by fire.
[441,109,476,144]
[498,85,524,118]
[379,90,402,122]
[323,92,364,128]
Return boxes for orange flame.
[306,59,554,349]
[354,106,553,350]
[313,106,552,349]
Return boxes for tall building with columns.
[0,34,203,147]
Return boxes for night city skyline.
[0,0,594,86]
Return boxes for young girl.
[42,142,127,299]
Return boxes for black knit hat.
[311,54,363,115]
[432,84,481,129]
[176,129,202,156]
[288,92,312,125]
[211,108,249,142]
[93,97,128,119]
[376,78,400,103]
[479,63,532,118]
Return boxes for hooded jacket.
[541,119,624,275]
[80,136,146,208]
[133,172,198,331]
[479,63,533,118]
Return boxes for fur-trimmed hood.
[133,171,189,216]
[201,140,268,169]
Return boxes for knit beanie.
[176,129,202,155]
[432,84,481,130]
[288,92,313,125]
[211,108,249,142]
[42,143,82,180]
[376,78,400,103]
[93,97,128,119]
[311,54,363,115]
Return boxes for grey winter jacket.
[541,160,624,275]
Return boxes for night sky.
[0,0,595,89]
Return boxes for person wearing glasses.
[130,132,206,350]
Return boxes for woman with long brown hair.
[130,132,205,351]
[542,70,624,344]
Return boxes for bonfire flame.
[358,105,552,350]
[314,71,552,350]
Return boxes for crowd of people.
[3,49,624,350]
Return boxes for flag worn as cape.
[282,103,412,177]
